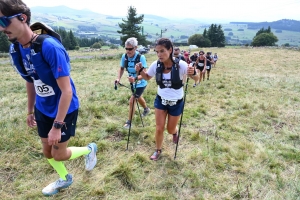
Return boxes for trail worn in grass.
[0,47,299,199]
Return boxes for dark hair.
[156,38,175,64]
[0,0,31,25]
[199,50,205,54]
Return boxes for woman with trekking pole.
[135,38,195,161]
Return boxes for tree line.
[0,6,281,52]
[188,24,226,47]
[187,25,279,47]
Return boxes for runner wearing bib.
[195,50,207,85]
[213,53,218,67]
[3,0,97,195]
[135,38,195,161]
[205,52,214,80]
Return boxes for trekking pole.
[126,84,136,150]
[130,82,144,127]
[174,77,189,160]
[115,80,137,150]
[117,82,131,90]
[115,80,144,125]
[126,80,144,150]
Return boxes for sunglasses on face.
[0,13,22,28]
[125,47,134,51]
[199,54,203,55]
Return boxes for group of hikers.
[173,47,219,87]
[116,37,195,161]
[0,0,217,196]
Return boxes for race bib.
[198,63,204,67]
[206,66,210,69]
[161,98,177,106]
[33,79,55,97]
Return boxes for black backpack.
[13,22,62,73]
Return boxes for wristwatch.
[53,121,65,129]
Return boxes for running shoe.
[123,120,131,129]
[173,133,179,144]
[42,174,73,196]
[150,150,161,161]
[141,107,150,117]
[85,143,98,171]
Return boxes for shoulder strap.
[13,42,28,75]
[156,60,163,69]
[124,54,128,71]
[174,58,180,68]
[32,34,50,54]
[31,35,52,66]
[136,54,141,62]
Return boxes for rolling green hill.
[31,6,300,46]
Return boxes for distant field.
[31,11,300,46]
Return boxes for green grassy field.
[0,47,299,199]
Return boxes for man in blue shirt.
[115,37,150,128]
[1,0,97,196]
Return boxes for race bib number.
[198,63,204,67]
[33,79,55,97]
[206,66,210,69]
[161,98,177,106]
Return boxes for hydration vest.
[155,60,183,89]
[124,53,141,73]
[206,56,212,66]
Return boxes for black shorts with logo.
[34,107,78,143]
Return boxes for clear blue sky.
[24,0,300,23]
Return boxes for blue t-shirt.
[120,51,148,88]
[10,36,79,118]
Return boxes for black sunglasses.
[125,47,134,51]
